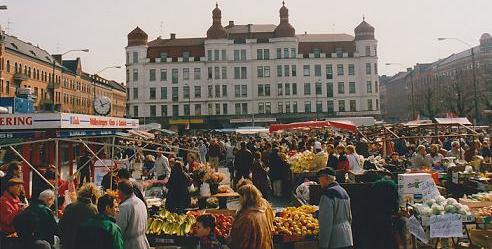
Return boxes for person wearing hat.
[0,178,25,234]
[0,161,22,195]
[316,168,353,249]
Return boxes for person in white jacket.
[149,148,170,180]
[116,180,150,249]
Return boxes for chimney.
[229,21,234,27]
[406,67,412,72]
[52,54,62,64]
[170,33,176,40]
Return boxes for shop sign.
[0,113,139,130]
[169,119,204,125]
[229,117,276,123]
[0,113,60,130]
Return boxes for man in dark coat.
[25,189,59,246]
[77,151,92,187]
[233,142,254,186]
[74,194,124,249]
[165,161,191,214]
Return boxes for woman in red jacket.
[336,144,350,173]
[0,178,25,234]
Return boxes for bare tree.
[418,87,441,121]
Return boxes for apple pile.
[189,213,234,238]
[211,214,234,238]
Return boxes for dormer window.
[335,48,343,58]
[30,50,37,56]
[160,52,167,62]
[313,48,321,58]
[10,43,18,49]
[183,51,190,62]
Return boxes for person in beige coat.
[116,180,150,249]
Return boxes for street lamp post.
[438,37,480,124]
[50,49,89,112]
[385,62,416,120]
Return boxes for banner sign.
[0,113,139,130]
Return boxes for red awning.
[269,120,356,133]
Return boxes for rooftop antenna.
[6,18,13,33]
[363,14,365,21]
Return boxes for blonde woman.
[230,184,273,249]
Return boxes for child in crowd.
[195,214,222,249]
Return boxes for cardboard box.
[398,173,438,197]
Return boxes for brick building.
[126,3,381,129]
[381,33,492,123]
[0,29,126,117]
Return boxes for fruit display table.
[211,192,240,209]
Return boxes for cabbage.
[431,203,444,215]
[446,198,458,206]
[435,196,446,205]
[444,204,457,213]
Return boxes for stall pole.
[383,127,387,158]
[21,143,32,198]
[55,139,60,217]
[78,139,113,171]
[68,142,74,176]
[111,136,116,190]
[8,146,54,189]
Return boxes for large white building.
[125,3,380,129]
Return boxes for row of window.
[131,81,378,101]
[129,44,377,66]
[131,62,378,83]
[0,58,62,83]
[131,98,380,118]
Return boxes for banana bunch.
[147,209,196,236]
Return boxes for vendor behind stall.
[411,145,430,170]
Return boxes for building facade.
[126,3,380,128]
[0,30,126,117]
[381,33,492,123]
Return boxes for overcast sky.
[2,0,491,83]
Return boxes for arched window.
[14,62,17,72]
[6,60,10,73]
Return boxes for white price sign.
[408,216,428,243]
[429,214,463,238]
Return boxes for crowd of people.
[0,126,490,249]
